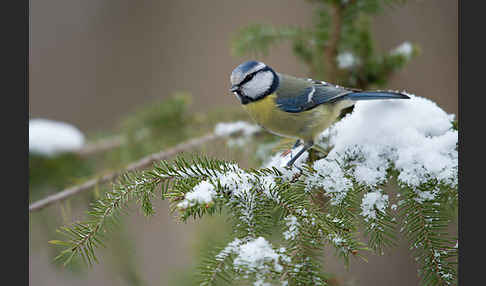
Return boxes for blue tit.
[229,60,410,167]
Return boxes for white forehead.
[230,62,267,85]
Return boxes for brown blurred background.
[29,0,457,285]
[29,0,457,133]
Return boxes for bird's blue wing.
[275,86,316,113]
[275,75,351,113]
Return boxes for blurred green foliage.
[232,0,419,88]
[29,153,95,201]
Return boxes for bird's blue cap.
[230,60,267,87]
[234,60,262,74]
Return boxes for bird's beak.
[230,85,239,92]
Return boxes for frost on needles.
[54,94,458,286]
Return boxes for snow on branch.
[391,41,414,59]
[30,121,262,212]
[29,118,85,157]
[214,121,261,137]
[318,93,457,195]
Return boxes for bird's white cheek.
[242,71,273,99]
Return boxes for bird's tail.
[344,91,410,101]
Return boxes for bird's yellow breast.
[243,93,341,142]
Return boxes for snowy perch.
[50,93,457,285]
[178,93,457,222]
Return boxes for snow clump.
[360,190,389,221]
[29,118,85,157]
[233,237,287,274]
[177,181,217,209]
[337,52,357,69]
[314,93,457,202]
[391,41,414,59]
[214,121,262,148]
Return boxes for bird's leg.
[292,139,302,149]
[281,139,302,157]
[286,141,313,167]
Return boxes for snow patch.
[391,41,413,59]
[337,52,357,69]
[214,121,261,137]
[216,238,243,261]
[177,181,216,208]
[214,121,262,148]
[29,118,85,157]
[233,237,285,274]
[361,190,389,221]
[283,215,300,241]
[306,159,352,205]
[319,94,457,201]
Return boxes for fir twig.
[399,184,457,285]
[29,133,219,212]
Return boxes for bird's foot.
[292,139,302,149]
[285,161,303,174]
[281,139,303,158]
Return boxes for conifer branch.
[52,137,457,284]
[398,183,458,285]
[29,133,219,212]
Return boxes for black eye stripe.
[239,72,257,85]
[236,66,271,87]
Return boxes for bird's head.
[229,61,279,104]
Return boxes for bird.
[229,60,410,167]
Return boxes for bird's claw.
[285,162,303,173]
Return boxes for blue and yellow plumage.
[243,92,345,143]
[229,60,409,166]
